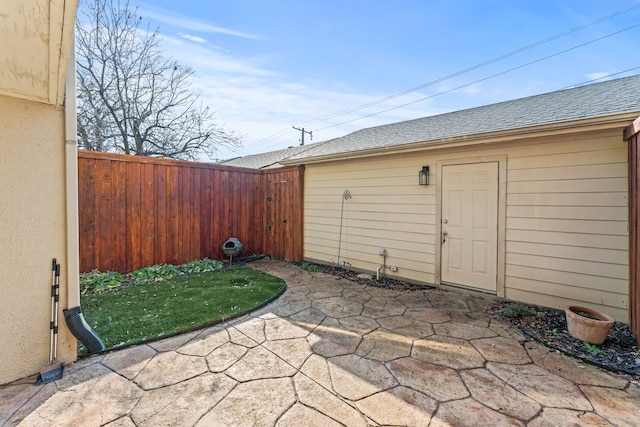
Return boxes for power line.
[303,2,640,128]
[563,66,640,87]
[252,127,293,145]
[235,127,296,153]
[240,2,640,153]
[314,21,640,132]
[236,65,640,157]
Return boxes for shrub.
[80,270,126,294]
[82,258,225,292]
[183,258,223,274]
[130,264,182,284]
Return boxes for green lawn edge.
[79,268,287,356]
[91,284,287,356]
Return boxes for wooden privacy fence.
[626,117,640,343]
[78,150,303,273]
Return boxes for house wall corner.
[0,94,77,385]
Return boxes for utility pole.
[292,125,312,146]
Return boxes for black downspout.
[63,306,105,353]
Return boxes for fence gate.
[263,167,304,261]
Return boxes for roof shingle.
[219,143,327,169]
[284,74,640,162]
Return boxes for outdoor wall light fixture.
[419,166,430,185]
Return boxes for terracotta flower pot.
[564,305,614,345]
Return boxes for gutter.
[64,36,106,353]
[65,36,80,309]
[280,112,640,165]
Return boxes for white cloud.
[178,33,207,43]
[586,72,611,81]
[192,69,437,159]
[137,7,442,161]
[160,34,278,77]
[139,5,262,40]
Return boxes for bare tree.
[75,0,241,160]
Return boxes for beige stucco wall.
[0,0,78,106]
[303,127,630,322]
[0,94,76,385]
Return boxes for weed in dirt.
[300,262,321,272]
[502,303,536,318]
[584,342,603,355]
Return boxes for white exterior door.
[441,162,498,292]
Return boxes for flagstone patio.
[2,259,639,426]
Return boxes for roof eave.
[0,0,78,106]
[281,112,640,165]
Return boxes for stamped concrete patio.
[2,259,640,426]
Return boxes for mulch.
[489,300,640,380]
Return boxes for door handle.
[442,231,448,244]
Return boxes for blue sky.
[124,1,640,160]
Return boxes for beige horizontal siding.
[507,191,627,206]
[303,128,629,321]
[306,218,433,234]
[506,264,628,294]
[508,162,627,181]
[508,178,626,194]
[506,229,627,250]
[306,201,432,215]
[504,130,628,321]
[304,155,437,283]
[507,217,628,235]
[508,277,627,309]
[505,288,628,322]
[507,241,627,265]
[506,252,627,280]
[507,205,627,221]
[507,147,625,169]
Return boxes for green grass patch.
[81,267,285,351]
